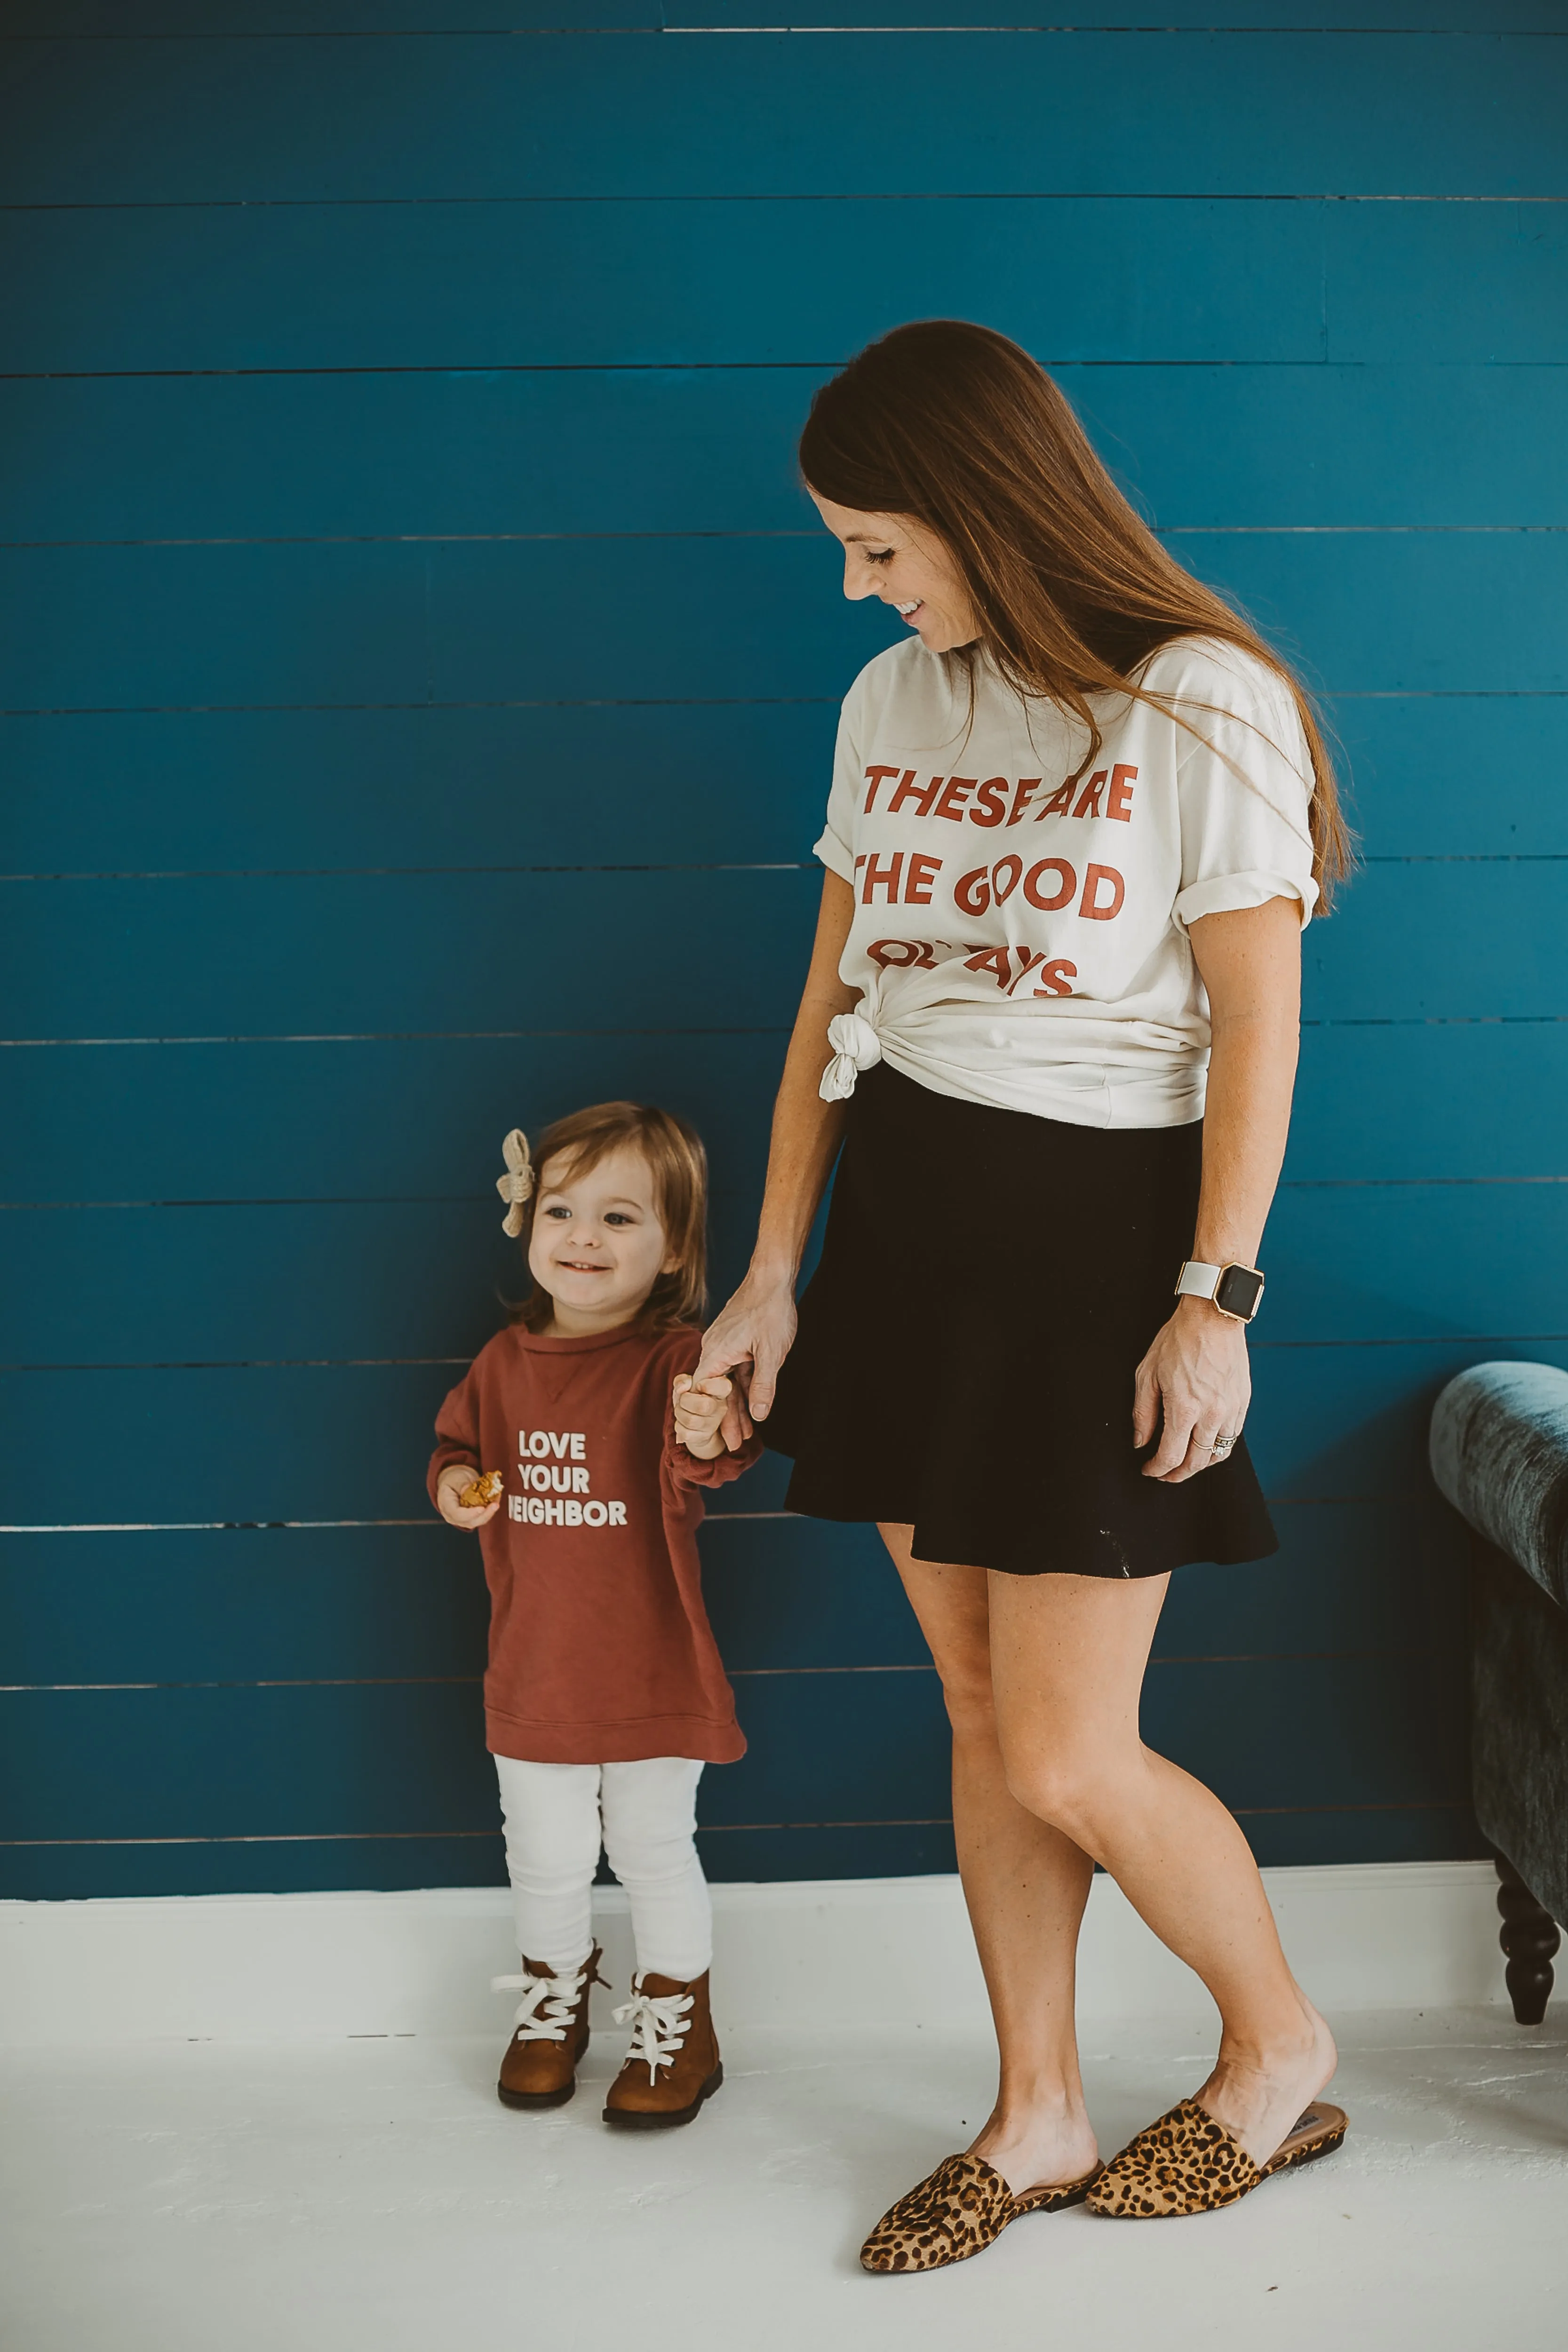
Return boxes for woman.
[697,320,1353,2268]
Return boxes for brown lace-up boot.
[602,1969,723,2130]
[492,1947,605,2110]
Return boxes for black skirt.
[764,1063,1277,1579]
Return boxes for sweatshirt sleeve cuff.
[427,1446,478,1509]
[664,1432,764,1489]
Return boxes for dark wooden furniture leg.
[1495,1853,1560,2026]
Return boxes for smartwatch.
[1175,1260,1265,1324]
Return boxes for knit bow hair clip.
[496,1128,535,1236]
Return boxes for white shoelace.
[490,1959,590,2044]
[612,1979,693,2082]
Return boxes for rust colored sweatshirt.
[427,1321,758,1765]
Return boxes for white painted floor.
[4,2008,1566,2352]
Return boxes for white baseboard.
[0,1862,1506,2047]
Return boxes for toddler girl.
[428,1100,757,2127]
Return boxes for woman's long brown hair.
[798,319,1353,906]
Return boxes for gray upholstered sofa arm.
[1433,1361,1568,2022]
[1430,1362,1568,1614]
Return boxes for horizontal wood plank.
[1265,1186,1568,1345]
[0,4,657,29]
[1,4,1552,33]
[1285,1023,1568,1181]
[1178,528,1568,694]
[0,867,824,1038]
[6,533,1564,714]
[0,1833,513,1903]
[0,1360,798,1521]
[7,199,1564,375]
[1253,1340,1568,1501]
[3,859,1562,1040]
[1329,694,1568,859]
[7,1021,1568,1204]
[1329,198,1568,363]
[0,1524,491,1686]
[5,1343,1565,1525]
[1,537,897,709]
[0,198,1330,373]
[704,1804,1485,1879]
[0,1033,791,1198]
[0,1650,1464,1847]
[1301,861,1568,1022]
[4,32,1564,205]
[1083,365,1568,533]
[6,365,1566,545]
[0,1498,1464,1686]
[7,1180,1568,1362]
[0,700,844,873]
[0,1195,771,1361]
[0,1680,503,1840]
[5,694,1567,874]
[0,1801,1483,1900]
[671,2,1564,25]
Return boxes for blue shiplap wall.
[3,0,1566,1897]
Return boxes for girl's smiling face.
[527,1144,677,1336]
[807,490,981,653]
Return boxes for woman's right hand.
[695,1271,799,1450]
[695,871,855,1450]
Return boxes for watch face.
[1216,1264,1265,1321]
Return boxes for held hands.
[672,1372,738,1460]
[1133,1295,1251,1483]
[692,1270,799,1452]
[435,1463,502,1530]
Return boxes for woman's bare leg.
[878,1523,1099,2193]
[986,1568,1336,2167]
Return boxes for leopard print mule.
[1087,2095,1348,2219]
[860,2151,1105,2273]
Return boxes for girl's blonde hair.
[510,1100,708,1335]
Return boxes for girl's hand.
[672,1373,734,1459]
[435,1463,502,1529]
[694,1271,800,1449]
[1133,1297,1252,1482]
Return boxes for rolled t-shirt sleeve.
[811,671,871,886]
[1166,645,1320,932]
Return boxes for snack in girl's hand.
[457,1469,504,1510]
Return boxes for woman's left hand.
[1133,1297,1252,1482]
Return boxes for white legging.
[493,1755,712,1983]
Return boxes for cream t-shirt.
[813,634,1318,1129]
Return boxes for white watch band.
[1175,1261,1223,1302]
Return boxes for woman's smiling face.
[807,490,981,654]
